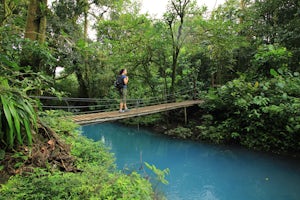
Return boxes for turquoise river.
[81,123,300,200]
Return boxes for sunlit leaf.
[270,69,278,77]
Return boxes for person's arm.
[124,76,128,85]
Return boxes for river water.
[81,123,300,200]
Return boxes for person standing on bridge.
[119,69,129,113]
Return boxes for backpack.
[114,75,124,89]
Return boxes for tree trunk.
[22,0,47,72]
[76,71,89,98]
[25,0,47,43]
[83,11,88,41]
[239,0,246,24]
[170,47,180,100]
[168,0,190,101]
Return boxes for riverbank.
[0,113,156,199]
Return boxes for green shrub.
[0,136,155,200]
[164,126,193,139]
[199,69,300,154]
[251,44,292,78]
[39,110,78,136]
[0,54,60,149]
[0,77,37,149]
[55,74,79,97]
[0,167,154,200]
[99,172,154,200]
[0,113,156,199]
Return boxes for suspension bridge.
[36,87,203,125]
[72,100,203,125]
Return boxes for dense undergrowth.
[0,111,157,200]
[197,70,300,155]
[130,69,300,157]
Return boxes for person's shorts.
[119,88,127,103]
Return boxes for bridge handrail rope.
[33,86,194,102]
[32,86,197,114]
[34,87,196,114]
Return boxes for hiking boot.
[124,108,130,112]
[119,110,124,113]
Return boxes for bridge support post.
[184,107,187,125]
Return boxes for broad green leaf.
[19,99,37,127]
[18,109,33,146]
[7,101,22,145]
[0,55,20,71]
[0,112,3,140]
[270,69,278,77]
[23,119,32,146]
[0,78,9,88]
[1,96,14,147]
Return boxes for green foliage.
[1,25,56,76]
[0,116,155,200]
[99,172,154,200]
[196,115,226,144]
[68,134,115,169]
[6,151,29,170]
[39,110,78,136]
[0,0,27,26]
[199,70,300,154]
[1,168,111,200]
[0,77,37,149]
[200,0,250,85]
[19,40,56,74]
[73,39,114,98]
[54,74,79,97]
[251,44,292,77]
[164,126,193,139]
[40,110,114,168]
[145,162,170,186]
[0,54,58,149]
[248,0,300,70]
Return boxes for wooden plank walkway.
[73,100,204,125]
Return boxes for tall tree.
[248,0,300,71]
[96,10,164,98]
[204,0,249,85]
[78,0,112,41]
[164,0,196,98]
[49,0,124,97]
[20,0,52,75]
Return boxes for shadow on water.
[81,123,300,200]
